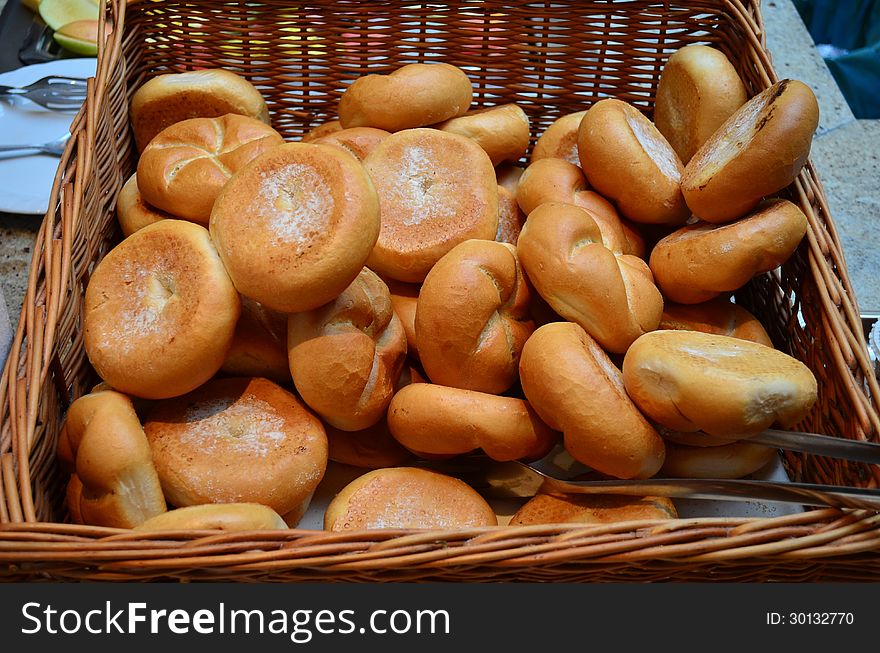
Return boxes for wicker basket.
[1,0,879,582]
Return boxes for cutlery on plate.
[0,133,71,157]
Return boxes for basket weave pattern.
[1,0,878,582]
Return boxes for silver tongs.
[0,75,88,111]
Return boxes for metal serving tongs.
[0,76,88,111]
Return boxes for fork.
[0,133,71,158]
[0,76,88,111]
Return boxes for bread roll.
[649,199,808,304]
[339,63,473,131]
[131,68,270,152]
[530,111,587,166]
[577,99,689,225]
[660,297,773,347]
[654,45,748,163]
[495,163,524,193]
[519,322,665,479]
[58,390,166,528]
[324,467,497,530]
[116,173,171,237]
[313,126,390,160]
[434,103,530,165]
[137,114,283,225]
[622,330,818,438]
[657,427,739,447]
[301,119,342,142]
[288,268,407,431]
[220,296,290,384]
[363,128,498,282]
[510,493,677,526]
[388,383,557,461]
[681,79,819,222]
[84,220,240,399]
[516,203,662,354]
[660,440,777,479]
[496,184,526,245]
[384,278,421,361]
[416,240,533,393]
[326,419,413,469]
[134,503,287,531]
[210,142,380,313]
[144,377,328,524]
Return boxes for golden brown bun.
[134,503,287,531]
[137,114,283,225]
[649,199,808,304]
[515,158,631,255]
[116,173,172,237]
[495,184,526,245]
[510,493,677,526]
[221,296,291,384]
[210,142,380,313]
[622,330,818,438]
[660,440,777,478]
[144,377,328,517]
[434,103,530,166]
[516,203,663,354]
[531,111,587,166]
[681,79,819,222]
[363,128,498,282]
[660,297,773,347]
[384,278,421,361]
[131,69,270,152]
[324,467,497,530]
[288,268,407,431]
[416,240,534,393]
[313,126,390,160]
[654,45,748,164]
[326,418,413,469]
[83,220,240,399]
[339,63,473,131]
[58,390,166,528]
[301,119,342,142]
[387,383,557,461]
[577,99,689,225]
[519,322,666,479]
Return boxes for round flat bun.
[660,297,773,347]
[622,330,818,438]
[416,240,533,393]
[531,111,587,166]
[313,126,390,160]
[131,68,270,152]
[144,377,328,522]
[288,268,407,431]
[326,419,413,469]
[116,173,172,237]
[518,322,666,479]
[654,45,748,164]
[324,467,497,531]
[577,98,689,225]
[387,383,557,461]
[516,202,662,354]
[434,103,530,166]
[134,503,287,531]
[58,390,166,528]
[210,142,380,313]
[339,63,473,131]
[221,296,290,384]
[137,114,283,225]
[681,79,819,223]
[649,199,808,304]
[84,220,240,399]
[510,493,677,526]
[301,119,342,142]
[660,440,777,479]
[363,128,498,282]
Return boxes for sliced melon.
[53,19,107,56]
[38,0,99,32]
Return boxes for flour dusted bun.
[221,296,290,384]
[302,119,342,142]
[363,128,498,282]
[210,142,380,313]
[83,220,240,399]
[116,173,172,237]
[654,45,748,164]
[531,111,587,166]
[313,126,390,160]
[660,440,777,479]
[324,467,497,531]
[131,68,270,152]
[577,98,689,225]
[137,114,283,225]
[144,377,328,525]
[339,63,473,131]
[622,330,818,438]
[58,390,166,528]
[660,297,773,347]
[519,322,665,479]
[134,503,287,531]
[681,79,819,222]
[510,493,677,526]
[434,103,530,165]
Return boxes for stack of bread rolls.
[66,48,822,532]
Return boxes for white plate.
[0,58,97,215]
